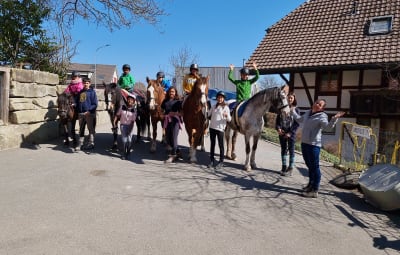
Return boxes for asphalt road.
[0,123,399,255]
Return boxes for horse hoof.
[251,163,257,170]
[244,166,252,172]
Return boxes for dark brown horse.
[104,82,150,150]
[57,92,78,149]
[182,75,209,163]
[146,77,166,152]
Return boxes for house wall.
[291,69,387,147]
[0,68,109,151]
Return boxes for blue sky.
[70,0,306,83]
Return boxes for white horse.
[225,85,290,171]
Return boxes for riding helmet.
[127,93,136,100]
[190,63,199,71]
[156,71,165,78]
[240,67,250,75]
[71,71,80,77]
[122,64,131,70]
[216,91,226,98]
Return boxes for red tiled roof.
[248,0,400,74]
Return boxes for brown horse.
[146,77,166,152]
[182,75,209,163]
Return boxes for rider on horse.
[118,64,136,93]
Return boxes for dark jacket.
[77,87,98,114]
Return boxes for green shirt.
[118,73,136,90]
[228,69,259,101]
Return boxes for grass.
[261,127,340,165]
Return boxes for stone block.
[9,98,38,111]
[10,109,58,124]
[11,68,34,83]
[34,70,59,85]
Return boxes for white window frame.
[369,15,393,35]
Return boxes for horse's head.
[193,75,209,105]
[57,92,74,120]
[147,77,165,110]
[276,85,290,117]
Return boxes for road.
[0,123,399,255]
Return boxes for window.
[369,16,393,35]
[319,71,339,92]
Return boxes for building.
[68,63,118,88]
[247,0,400,144]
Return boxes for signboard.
[351,126,371,139]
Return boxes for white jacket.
[208,104,231,132]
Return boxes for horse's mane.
[249,86,280,103]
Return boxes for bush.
[262,127,340,165]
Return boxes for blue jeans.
[301,143,321,191]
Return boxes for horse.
[146,77,166,153]
[56,92,78,149]
[104,82,150,150]
[182,75,209,163]
[225,85,290,171]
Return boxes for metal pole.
[95,44,110,89]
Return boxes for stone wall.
[0,68,108,151]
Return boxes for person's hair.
[288,92,297,106]
[167,86,180,100]
[82,77,91,83]
[315,99,327,109]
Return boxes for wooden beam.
[299,72,313,106]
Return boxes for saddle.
[229,100,248,132]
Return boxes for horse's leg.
[250,134,260,170]
[150,120,157,153]
[61,122,69,146]
[112,120,119,151]
[225,126,232,159]
[231,130,238,161]
[189,129,197,163]
[244,134,252,171]
[200,134,206,152]
[71,117,78,149]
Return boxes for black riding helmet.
[216,91,226,98]
[71,71,80,77]
[156,71,165,78]
[240,67,250,75]
[190,63,199,71]
[122,64,131,70]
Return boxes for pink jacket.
[65,78,83,95]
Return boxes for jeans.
[209,128,224,163]
[301,143,321,191]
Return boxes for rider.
[118,64,136,93]
[64,71,83,106]
[228,62,259,106]
[156,71,172,93]
[182,64,200,96]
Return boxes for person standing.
[276,92,300,176]
[118,64,136,93]
[114,93,137,160]
[228,62,259,103]
[161,86,183,163]
[292,99,345,198]
[207,91,231,169]
[77,77,98,150]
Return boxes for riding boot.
[126,142,131,157]
[280,155,288,176]
[79,136,85,150]
[285,156,295,176]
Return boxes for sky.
[70,0,306,83]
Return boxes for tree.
[0,0,56,69]
[169,45,199,82]
[258,75,286,89]
[46,0,167,79]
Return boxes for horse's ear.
[281,84,289,95]
[146,77,150,83]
